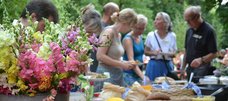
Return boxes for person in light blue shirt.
[122,14,149,86]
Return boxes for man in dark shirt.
[181,6,217,83]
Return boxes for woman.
[95,8,137,91]
[122,14,149,86]
[20,0,59,32]
[81,4,103,72]
[144,12,177,81]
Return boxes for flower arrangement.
[0,18,93,96]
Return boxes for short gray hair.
[157,12,172,32]
[184,5,202,19]
[137,14,148,25]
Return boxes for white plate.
[160,52,173,56]
[83,75,109,81]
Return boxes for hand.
[121,61,136,70]
[190,58,202,68]
[154,50,161,56]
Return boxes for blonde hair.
[111,8,137,27]
[137,14,148,25]
[81,4,102,34]
[156,12,172,32]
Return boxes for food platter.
[84,76,109,81]
[159,52,173,56]
[84,72,109,81]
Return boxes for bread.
[102,82,125,92]
[146,92,170,100]
[125,82,151,101]
[99,82,125,101]
[130,60,140,65]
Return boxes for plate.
[83,75,109,81]
[160,52,173,56]
[174,80,187,84]
[89,77,109,81]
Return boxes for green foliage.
[217,3,228,49]
[0,0,227,50]
[0,0,27,24]
[172,11,187,50]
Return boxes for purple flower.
[67,31,78,43]
[88,33,100,51]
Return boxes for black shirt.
[185,21,217,64]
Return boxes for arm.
[144,32,160,56]
[190,53,217,68]
[144,46,160,56]
[96,29,134,70]
[191,29,217,68]
[97,47,124,69]
[123,37,144,79]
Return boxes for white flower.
[12,20,19,26]
[84,85,90,90]
[222,0,228,5]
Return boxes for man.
[101,2,119,27]
[20,0,59,32]
[181,6,217,83]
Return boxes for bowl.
[219,76,228,85]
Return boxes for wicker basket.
[152,89,194,96]
[151,85,195,96]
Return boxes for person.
[20,0,59,32]
[144,12,177,81]
[81,4,103,72]
[95,8,137,91]
[221,49,228,66]
[181,6,217,83]
[122,14,149,86]
[101,2,119,27]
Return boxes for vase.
[0,92,69,101]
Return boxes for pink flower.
[31,43,42,53]
[58,78,72,93]
[50,43,65,73]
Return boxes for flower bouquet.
[0,18,93,100]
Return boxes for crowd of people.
[20,0,223,91]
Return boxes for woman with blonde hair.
[95,8,137,91]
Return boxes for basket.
[152,89,194,96]
[151,85,195,96]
